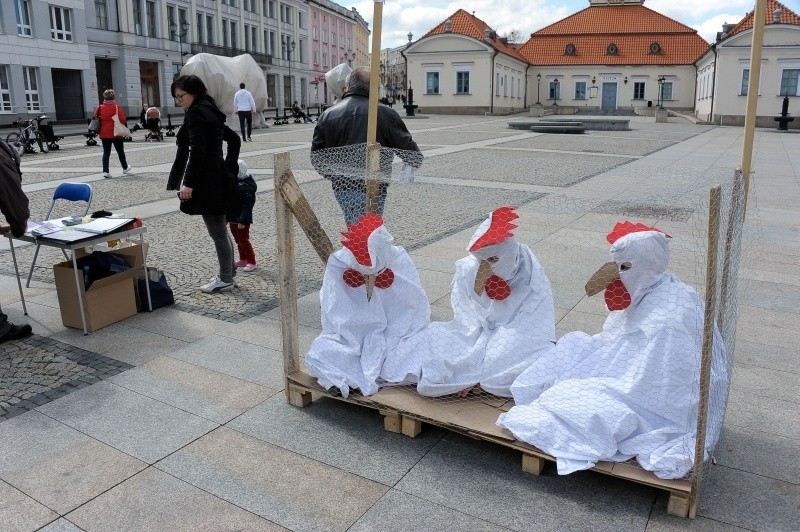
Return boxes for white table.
[4,226,153,335]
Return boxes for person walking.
[228,159,258,272]
[234,82,257,142]
[311,67,422,225]
[167,75,242,294]
[94,89,133,178]
[0,138,33,343]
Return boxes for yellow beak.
[585,261,620,297]
[474,259,493,296]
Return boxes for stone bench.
[509,118,629,132]
[529,124,585,134]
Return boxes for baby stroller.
[143,107,163,142]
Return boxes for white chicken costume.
[498,222,729,479]
[383,207,556,397]
[306,213,430,398]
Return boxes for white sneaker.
[103,172,113,179]
[123,165,134,174]
[200,276,234,294]
[243,263,258,272]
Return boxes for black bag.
[134,267,175,311]
[88,116,100,134]
[76,251,131,289]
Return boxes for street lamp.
[170,19,190,66]
[536,73,541,105]
[657,75,666,108]
[282,39,296,103]
[553,78,560,104]
[405,32,412,94]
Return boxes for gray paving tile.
[108,356,277,424]
[733,340,798,374]
[166,334,285,389]
[645,511,748,532]
[350,488,509,532]
[38,518,85,532]
[696,464,800,531]
[395,434,654,532]
[730,362,799,406]
[35,381,217,463]
[156,426,386,532]
[0,479,58,532]
[66,467,282,531]
[51,324,187,367]
[0,410,145,514]
[714,424,800,485]
[123,307,227,342]
[228,394,445,485]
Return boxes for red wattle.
[485,275,511,301]
[604,278,632,310]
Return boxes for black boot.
[0,323,33,343]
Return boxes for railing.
[189,43,273,66]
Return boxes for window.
[145,1,156,37]
[133,0,143,35]
[313,51,319,65]
[266,1,275,19]
[281,5,292,24]
[575,81,586,100]
[511,75,515,98]
[426,72,440,94]
[332,54,337,65]
[661,81,674,100]
[332,33,337,46]
[298,39,305,63]
[0,66,11,112]
[95,0,109,30]
[312,27,318,40]
[243,0,257,13]
[222,19,237,48]
[245,25,257,51]
[267,30,276,56]
[322,30,328,43]
[549,80,560,100]
[633,81,645,100]
[299,11,306,29]
[167,5,176,39]
[495,73,500,96]
[780,69,800,96]
[23,67,40,112]
[15,0,32,36]
[740,69,749,95]
[206,15,214,44]
[50,6,73,41]
[221,0,237,6]
[455,71,470,94]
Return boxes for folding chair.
[26,182,93,287]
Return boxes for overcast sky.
[346,0,800,49]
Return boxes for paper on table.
[28,219,65,236]
[74,217,134,235]
[39,229,98,243]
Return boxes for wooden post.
[717,169,745,333]
[689,185,722,517]
[275,152,302,405]
[401,416,422,438]
[366,142,381,215]
[382,410,402,433]
[741,0,768,216]
[522,454,545,476]
[365,1,384,215]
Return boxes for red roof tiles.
[423,9,528,63]
[519,4,709,66]
[727,0,800,37]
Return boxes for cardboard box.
[53,244,146,332]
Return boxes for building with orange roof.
[695,1,800,127]
[519,0,708,113]
[405,9,530,114]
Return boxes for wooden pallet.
[286,370,694,517]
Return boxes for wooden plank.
[522,454,545,475]
[274,152,300,404]
[382,410,402,433]
[366,142,381,215]
[288,387,312,408]
[278,170,334,264]
[401,416,422,438]
[667,492,691,518]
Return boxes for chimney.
[721,22,734,34]
[484,28,492,41]
[444,19,453,32]
[773,8,783,23]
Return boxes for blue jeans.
[101,138,128,173]
[202,214,235,283]
[333,186,388,226]
[237,111,252,139]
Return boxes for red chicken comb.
[606,221,670,244]
[469,206,519,252]
[341,212,384,266]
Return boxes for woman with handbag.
[167,75,242,294]
[94,89,133,179]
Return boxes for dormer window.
[649,42,662,54]
[565,43,576,55]
[606,43,618,55]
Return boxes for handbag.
[134,267,175,311]
[88,115,100,134]
[112,105,130,137]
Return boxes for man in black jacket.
[311,67,422,225]
[0,139,33,342]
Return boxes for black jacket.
[227,175,257,225]
[0,140,28,237]
[167,96,240,215]
[310,90,422,188]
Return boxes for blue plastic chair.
[26,182,93,287]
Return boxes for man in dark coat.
[0,139,33,342]
[310,67,422,225]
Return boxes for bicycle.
[6,114,50,156]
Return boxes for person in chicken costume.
[382,206,555,397]
[497,222,729,479]
[305,213,430,398]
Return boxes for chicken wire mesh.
[277,147,746,484]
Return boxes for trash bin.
[647,100,653,108]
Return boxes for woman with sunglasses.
[167,75,242,293]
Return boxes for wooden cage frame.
[274,150,745,519]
